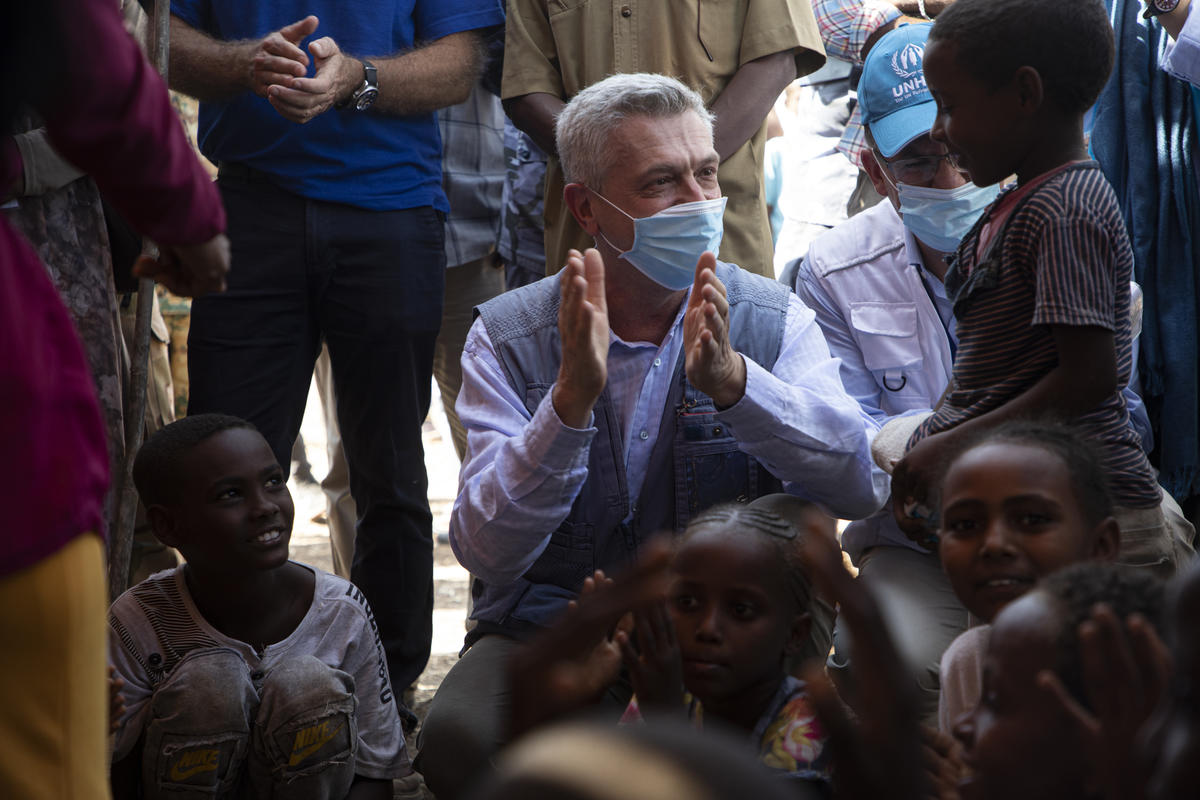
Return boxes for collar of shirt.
[902,223,957,347]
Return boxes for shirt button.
[653,357,661,367]
[639,429,649,440]
[621,5,632,17]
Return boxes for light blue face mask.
[895,180,1001,254]
[593,192,727,290]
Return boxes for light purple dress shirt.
[449,286,885,586]
[1163,4,1200,87]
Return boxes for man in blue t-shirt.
[167,0,506,725]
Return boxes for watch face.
[356,87,379,112]
[1154,0,1180,12]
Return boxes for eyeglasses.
[881,152,966,185]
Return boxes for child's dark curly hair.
[936,420,1114,528]
[133,413,260,507]
[1038,562,1166,711]
[930,0,1114,114]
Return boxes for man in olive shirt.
[502,0,824,277]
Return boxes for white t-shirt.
[108,563,410,779]
[937,624,990,734]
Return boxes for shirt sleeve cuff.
[168,1,205,31]
[523,387,597,473]
[420,7,507,44]
[1163,6,1200,86]
[712,355,780,441]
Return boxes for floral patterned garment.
[753,676,832,782]
[620,675,833,784]
[3,112,126,536]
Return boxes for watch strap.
[339,59,378,109]
[1144,0,1181,18]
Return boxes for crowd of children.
[104,409,1198,798]
[8,0,1200,796]
[482,418,1200,799]
[96,407,1183,798]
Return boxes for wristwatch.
[345,60,378,111]
[1144,0,1181,18]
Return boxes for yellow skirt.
[0,534,110,799]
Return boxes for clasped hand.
[890,431,951,548]
[248,15,359,124]
[133,236,230,298]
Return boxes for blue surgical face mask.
[592,192,727,290]
[895,180,1001,254]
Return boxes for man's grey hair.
[555,73,715,189]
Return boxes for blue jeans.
[140,649,357,799]
[188,170,441,698]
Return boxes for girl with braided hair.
[618,495,837,787]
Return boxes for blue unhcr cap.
[858,23,936,157]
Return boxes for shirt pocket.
[548,0,591,14]
[849,301,925,396]
[676,405,782,523]
[523,521,595,591]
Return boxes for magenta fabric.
[39,0,225,245]
[0,224,110,577]
[0,0,225,576]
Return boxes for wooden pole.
[108,0,171,602]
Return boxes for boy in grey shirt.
[109,414,410,800]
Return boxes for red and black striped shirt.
[912,161,1161,509]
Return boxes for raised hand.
[268,35,361,124]
[508,542,672,738]
[922,725,967,800]
[553,248,609,429]
[683,252,745,408]
[618,601,685,716]
[552,571,629,709]
[248,16,318,98]
[798,529,927,800]
[1037,604,1170,800]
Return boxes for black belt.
[216,161,277,183]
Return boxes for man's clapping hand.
[553,248,610,429]
[683,252,746,408]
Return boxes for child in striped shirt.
[890,0,1194,577]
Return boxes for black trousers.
[189,170,443,698]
